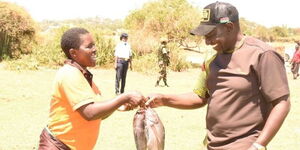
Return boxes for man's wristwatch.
[252,142,266,150]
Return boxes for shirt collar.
[64,59,93,87]
[222,36,246,54]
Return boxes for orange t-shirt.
[48,64,101,150]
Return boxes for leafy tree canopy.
[0,1,36,60]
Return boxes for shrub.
[124,0,201,54]
[168,42,191,72]
[5,25,118,70]
[132,52,157,74]
[94,33,116,67]
[0,2,36,60]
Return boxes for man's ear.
[69,48,76,59]
[225,22,234,33]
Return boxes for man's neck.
[222,33,245,54]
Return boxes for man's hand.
[145,93,165,108]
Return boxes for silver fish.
[133,107,165,150]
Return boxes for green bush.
[168,42,191,72]
[124,0,201,54]
[5,25,117,70]
[132,52,157,74]
[0,2,36,60]
[94,34,116,67]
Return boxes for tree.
[124,0,201,53]
[271,26,290,37]
[0,2,36,60]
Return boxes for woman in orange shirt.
[38,27,145,150]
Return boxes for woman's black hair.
[61,27,89,59]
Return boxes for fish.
[133,109,147,150]
[133,107,165,150]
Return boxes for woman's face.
[71,33,97,68]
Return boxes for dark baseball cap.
[120,33,128,38]
[190,1,239,36]
[120,33,128,40]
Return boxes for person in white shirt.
[114,33,132,95]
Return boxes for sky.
[3,0,300,28]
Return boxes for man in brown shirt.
[146,2,290,150]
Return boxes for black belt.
[118,58,129,61]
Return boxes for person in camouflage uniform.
[155,38,170,87]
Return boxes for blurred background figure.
[291,43,300,79]
[155,37,170,87]
[114,33,132,95]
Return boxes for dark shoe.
[163,81,169,87]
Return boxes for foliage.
[0,2,36,60]
[125,0,201,52]
[94,33,116,67]
[240,18,299,42]
[168,42,191,72]
[2,0,300,71]
[133,52,157,74]
[270,26,291,37]
[240,18,271,41]
[4,24,117,70]
[123,0,199,72]
[129,30,158,54]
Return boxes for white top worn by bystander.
[114,41,132,59]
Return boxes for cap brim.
[190,24,216,36]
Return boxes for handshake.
[117,91,162,111]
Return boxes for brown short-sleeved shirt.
[194,37,290,150]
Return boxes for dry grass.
[0,67,299,150]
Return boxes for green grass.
[0,67,299,150]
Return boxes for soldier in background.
[155,37,170,87]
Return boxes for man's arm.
[147,92,207,109]
[254,95,290,146]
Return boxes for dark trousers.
[156,63,168,85]
[291,62,299,79]
[115,59,129,94]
